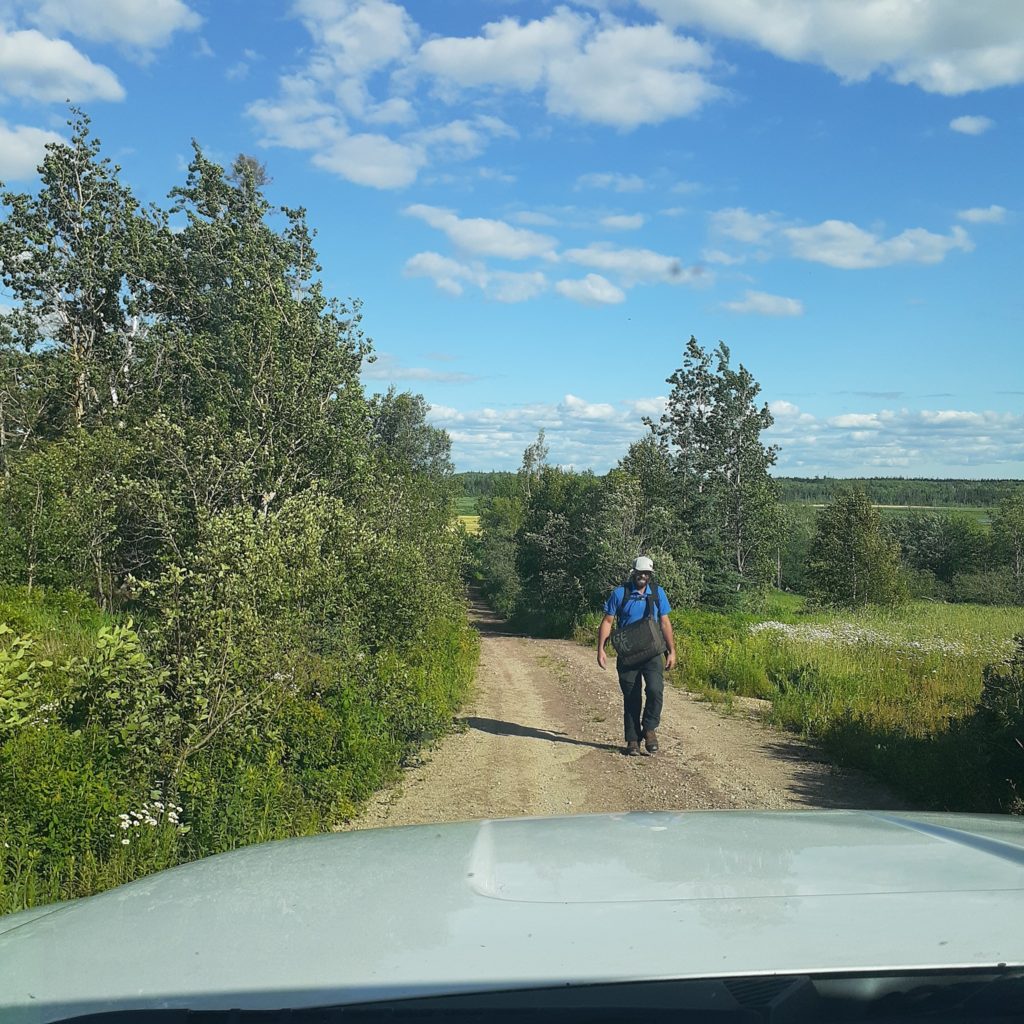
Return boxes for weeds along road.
[345,597,906,830]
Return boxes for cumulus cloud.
[26,0,200,51]
[722,290,804,316]
[247,3,515,187]
[600,213,646,230]
[403,250,547,302]
[425,394,661,471]
[403,251,480,296]
[0,28,124,101]
[544,21,721,127]
[950,114,995,135]
[555,273,627,306]
[767,401,1024,475]
[710,206,782,243]
[784,220,973,268]
[562,243,709,286]
[419,10,722,128]
[957,204,1007,223]
[405,204,556,259]
[640,0,1024,95]
[561,394,617,420]
[431,390,1024,474]
[313,132,426,188]
[0,120,62,180]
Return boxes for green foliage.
[991,490,1024,600]
[0,626,53,735]
[806,489,908,607]
[673,594,1023,811]
[653,337,781,595]
[0,113,478,914]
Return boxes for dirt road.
[346,599,905,830]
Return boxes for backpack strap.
[617,577,661,624]
[615,580,631,625]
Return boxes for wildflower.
[121,838,130,845]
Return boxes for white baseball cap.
[633,556,654,573]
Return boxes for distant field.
[799,502,993,523]
[456,497,478,515]
[458,515,481,535]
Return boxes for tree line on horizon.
[457,472,1020,509]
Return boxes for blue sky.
[1,0,1021,476]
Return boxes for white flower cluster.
[748,620,970,656]
[114,798,186,845]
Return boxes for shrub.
[950,568,1018,606]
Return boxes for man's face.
[634,569,651,589]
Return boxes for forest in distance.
[457,472,1021,509]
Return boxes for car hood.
[2,809,1023,1022]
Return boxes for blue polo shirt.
[604,584,671,625]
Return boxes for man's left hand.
[665,650,676,670]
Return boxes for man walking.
[597,556,676,756]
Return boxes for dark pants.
[618,654,664,743]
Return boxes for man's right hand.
[597,648,607,670]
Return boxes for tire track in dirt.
[344,599,907,831]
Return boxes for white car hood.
[2,810,1023,1022]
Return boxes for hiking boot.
[643,729,659,754]
[624,740,642,756]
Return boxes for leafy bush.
[950,568,1018,605]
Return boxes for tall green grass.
[668,593,1022,809]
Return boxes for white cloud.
[722,290,804,316]
[404,204,557,259]
[784,220,973,268]
[710,206,781,243]
[487,270,547,302]
[600,213,646,230]
[957,204,1007,223]
[829,413,884,429]
[418,8,587,89]
[247,3,513,188]
[545,22,721,127]
[0,120,62,180]
[555,273,627,306]
[403,251,481,296]
[561,394,618,421]
[623,396,668,418]
[420,11,722,128]
[403,251,547,303]
[576,172,647,192]
[313,132,426,189]
[27,0,200,50]
[641,0,1024,95]
[562,243,710,286]
[0,28,124,101]
[769,402,1024,475]
[295,0,417,77]
[950,114,995,135]
[426,394,661,471]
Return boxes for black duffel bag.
[610,585,667,668]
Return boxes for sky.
[0,0,1022,477]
